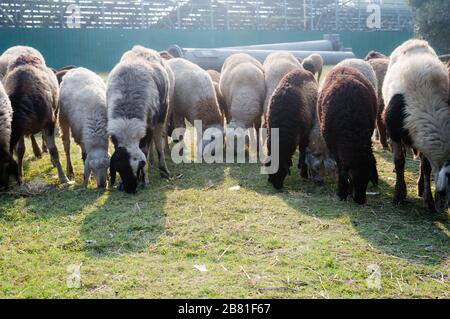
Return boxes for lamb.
[382,40,450,213]
[166,58,223,153]
[364,51,388,61]
[318,66,378,204]
[266,69,317,189]
[302,53,324,81]
[263,51,302,117]
[220,54,266,152]
[207,70,228,123]
[59,68,109,188]
[334,59,378,93]
[107,56,170,193]
[0,81,19,189]
[3,54,68,183]
[367,58,390,148]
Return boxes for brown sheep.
[318,66,378,204]
[266,69,317,189]
[4,54,68,183]
[365,51,388,61]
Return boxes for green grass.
[0,68,448,298]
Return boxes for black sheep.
[267,69,317,189]
[318,66,378,204]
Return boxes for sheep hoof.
[159,168,170,179]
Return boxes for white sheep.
[334,59,378,93]
[0,46,45,83]
[0,81,19,189]
[220,53,266,152]
[383,39,450,213]
[166,58,223,153]
[263,51,302,115]
[107,56,171,193]
[59,68,110,188]
[302,53,324,80]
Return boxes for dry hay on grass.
[4,178,54,197]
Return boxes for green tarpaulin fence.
[0,28,413,71]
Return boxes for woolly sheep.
[4,54,68,183]
[364,51,388,61]
[367,58,390,149]
[59,68,110,188]
[263,51,302,116]
[318,66,378,204]
[0,82,19,189]
[334,59,378,93]
[207,69,228,123]
[382,40,450,213]
[167,58,223,153]
[266,69,317,189]
[302,53,324,81]
[107,57,170,193]
[220,54,266,152]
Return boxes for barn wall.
[0,28,413,71]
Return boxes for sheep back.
[59,67,108,151]
[167,58,222,129]
[334,59,378,94]
[263,51,302,114]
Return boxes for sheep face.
[85,149,110,188]
[305,151,337,185]
[0,150,19,189]
[110,145,146,194]
[435,160,450,213]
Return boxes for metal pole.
[177,1,181,29]
[335,0,339,31]
[284,0,287,30]
[358,0,361,30]
[303,0,306,30]
[210,0,214,30]
[310,0,313,31]
[102,0,105,28]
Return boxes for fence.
[0,28,413,71]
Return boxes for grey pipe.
[167,45,355,71]
[221,40,335,52]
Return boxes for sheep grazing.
[266,69,317,189]
[383,40,450,213]
[0,82,19,189]
[302,53,324,81]
[334,59,378,93]
[4,54,68,183]
[263,52,302,117]
[367,58,390,149]
[107,54,171,193]
[167,59,223,152]
[207,69,229,123]
[364,51,388,61]
[59,68,109,188]
[318,66,378,204]
[220,53,266,151]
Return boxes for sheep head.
[0,149,20,189]
[84,148,110,189]
[435,160,450,214]
[110,141,146,194]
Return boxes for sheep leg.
[377,107,388,149]
[392,142,407,205]
[173,114,186,157]
[45,124,69,184]
[30,135,42,158]
[154,123,170,179]
[41,132,48,153]
[418,156,425,197]
[254,116,262,156]
[60,121,74,179]
[420,154,435,211]
[298,139,309,179]
[16,136,26,179]
[139,129,152,186]
[337,161,350,201]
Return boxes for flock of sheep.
[0,39,449,214]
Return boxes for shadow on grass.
[227,153,449,266]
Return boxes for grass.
[0,69,449,299]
